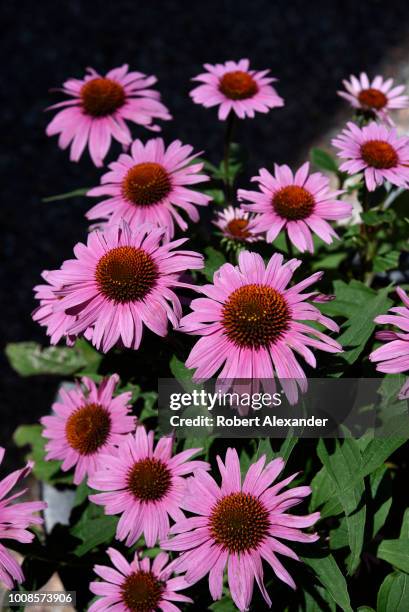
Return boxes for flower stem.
[359,184,377,286]
[285,233,294,259]
[223,111,235,204]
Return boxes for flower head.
[46,65,171,166]
[89,547,192,612]
[179,251,342,403]
[370,287,409,374]
[88,426,209,547]
[338,73,409,123]
[213,205,263,244]
[190,59,284,120]
[0,448,46,589]
[34,223,203,352]
[86,138,211,239]
[162,448,319,611]
[41,375,136,485]
[238,162,351,253]
[332,122,409,191]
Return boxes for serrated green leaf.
[302,553,353,612]
[310,148,339,173]
[5,342,89,377]
[377,571,409,612]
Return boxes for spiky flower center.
[210,492,270,553]
[221,283,290,349]
[273,185,315,220]
[361,140,398,169]
[358,88,387,110]
[65,403,111,455]
[127,458,171,501]
[95,246,158,304]
[121,570,164,612]
[122,163,172,206]
[219,71,258,100]
[80,78,126,117]
[227,218,251,239]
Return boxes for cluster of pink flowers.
[40,374,320,611]
[8,59,406,608]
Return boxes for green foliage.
[5,339,102,377]
[13,424,68,484]
[302,554,353,612]
[70,503,118,556]
[203,246,226,281]
[377,572,409,612]
[310,148,339,173]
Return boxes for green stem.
[285,233,294,259]
[223,111,235,204]
[360,185,377,286]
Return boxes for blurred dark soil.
[2,0,409,469]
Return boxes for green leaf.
[42,187,90,203]
[302,553,353,612]
[72,479,93,508]
[169,355,197,394]
[373,250,400,273]
[13,424,62,483]
[377,571,409,612]
[361,209,396,226]
[399,509,409,539]
[70,504,118,556]
[310,148,339,173]
[317,439,366,574]
[377,539,409,573]
[370,466,393,539]
[304,585,337,611]
[5,342,89,377]
[336,284,392,364]
[203,247,226,282]
[202,188,226,206]
[74,338,102,374]
[311,252,347,271]
[209,597,236,611]
[359,435,407,478]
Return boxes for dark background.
[2,0,409,469]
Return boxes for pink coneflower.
[238,162,351,253]
[0,448,46,589]
[46,65,171,167]
[162,448,319,611]
[370,287,409,374]
[89,547,192,612]
[332,122,409,191]
[190,59,284,120]
[86,138,211,239]
[88,426,209,547]
[179,250,342,402]
[213,205,262,244]
[338,73,409,123]
[35,223,203,353]
[41,375,136,485]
